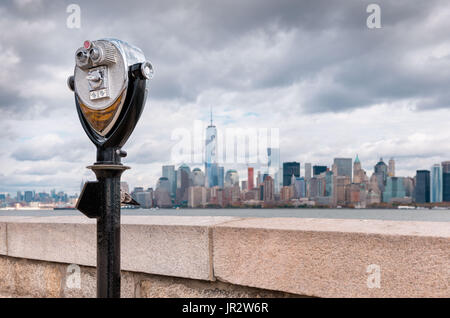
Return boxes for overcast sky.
[1,0,450,195]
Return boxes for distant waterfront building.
[188,186,207,208]
[333,158,352,179]
[430,164,443,203]
[312,165,327,177]
[241,181,248,191]
[135,189,153,208]
[352,155,368,184]
[131,187,144,202]
[403,177,415,198]
[374,158,388,194]
[217,166,224,188]
[291,176,306,199]
[162,165,176,197]
[267,148,282,194]
[308,177,319,199]
[208,186,224,207]
[154,187,172,208]
[347,183,367,208]
[224,170,239,187]
[317,171,333,197]
[280,186,294,201]
[415,170,430,203]
[304,163,312,181]
[24,191,33,203]
[247,167,254,190]
[191,168,206,187]
[368,174,380,195]
[176,164,191,205]
[263,175,274,202]
[156,177,171,194]
[282,162,300,186]
[383,177,406,203]
[205,109,218,187]
[388,158,395,177]
[366,189,381,205]
[333,176,351,206]
[441,161,450,202]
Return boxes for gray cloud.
[1,0,450,193]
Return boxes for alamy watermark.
[66,264,81,289]
[367,4,381,29]
[170,120,279,166]
[366,264,381,288]
[66,4,81,29]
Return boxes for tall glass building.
[218,166,224,188]
[282,162,300,186]
[162,165,176,197]
[267,148,281,194]
[382,177,406,203]
[304,163,312,181]
[430,164,443,203]
[333,158,352,179]
[205,110,218,187]
[415,170,430,203]
[313,165,327,177]
[441,161,450,202]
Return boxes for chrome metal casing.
[73,38,148,136]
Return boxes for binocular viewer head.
[68,38,153,163]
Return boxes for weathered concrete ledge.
[0,215,448,297]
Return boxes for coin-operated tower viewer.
[68,39,153,298]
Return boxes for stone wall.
[0,215,449,297]
[0,255,294,298]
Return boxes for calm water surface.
[0,208,449,222]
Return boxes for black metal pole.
[89,148,128,298]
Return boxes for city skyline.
[2,1,450,195]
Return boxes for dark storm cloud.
[1,0,448,115]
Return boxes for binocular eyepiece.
[68,38,153,163]
[75,40,118,70]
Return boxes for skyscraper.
[205,108,218,187]
[431,164,443,203]
[191,168,206,187]
[156,177,171,193]
[247,167,254,190]
[304,163,312,181]
[218,166,224,188]
[441,161,450,202]
[313,165,327,177]
[162,165,176,197]
[262,175,274,202]
[291,176,306,199]
[388,158,395,177]
[352,154,368,184]
[282,162,300,186]
[224,170,239,187]
[374,158,388,194]
[415,170,430,204]
[176,164,191,204]
[333,158,352,179]
[383,177,406,203]
[267,148,281,194]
